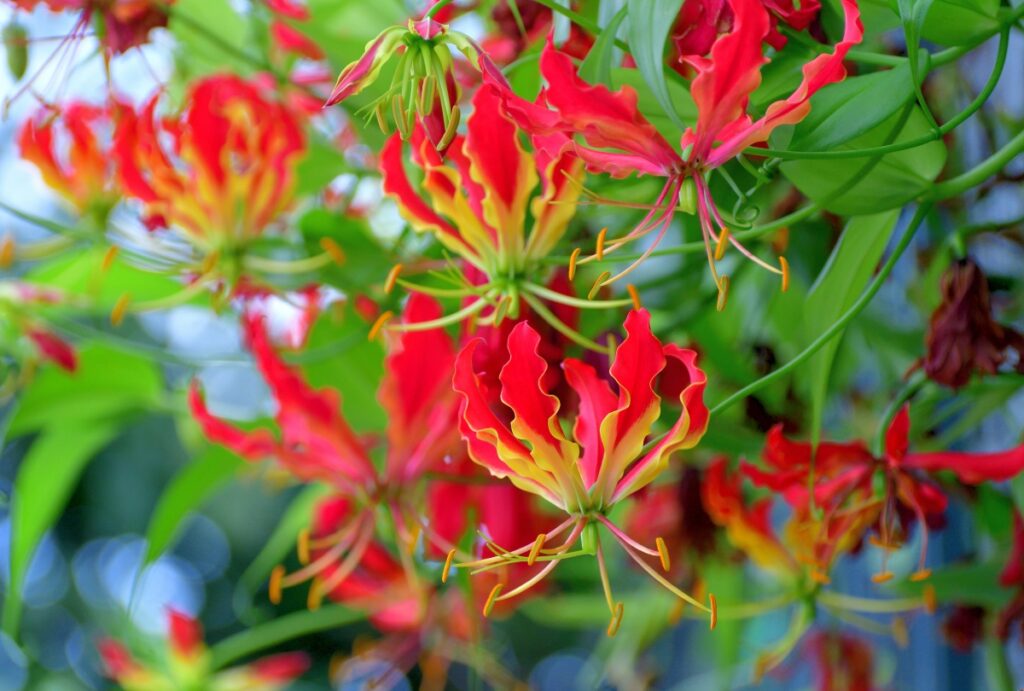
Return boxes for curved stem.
[928,127,1024,200]
[523,282,634,309]
[871,370,927,457]
[709,203,932,417]
[520,292,612,354]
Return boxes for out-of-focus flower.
[98,609,308,691]
[943,605,986,652]
[18,100,123,226]
[922,258,1024,388]
[191,296,464,605]
[6,0,172,54]
[0,282,77,393]
[324,10,491,152]
[804,630,875,691]
[484,0,861,300]
[671,0,821,62]
[266,0,324,60]
[743,407,1024,583]
[451,309,715,632]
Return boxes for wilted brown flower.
[923,258,1024,388]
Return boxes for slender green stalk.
[709,203,932,417]
[871,370,927,456]
[928,127,1024,200]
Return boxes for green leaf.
[295,134,351,197]
[780,106,947,215]
[919,0,1000,46]
[787,64,913,151]
[626,0,687,130]
[210,605,364,670]
[578,6,628,86]
[10,344,162,436]
[801,210,901,444]
[3,422,119,635]
[895,560,1012,609]
[143,447,246,564]
[169,0,253,77]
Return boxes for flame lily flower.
[324,12,487,152]
[190,296,463,604]
[743,407,1024,583]
[671,0,821,60]
[98,608,308,691]
[484,0,862,300]
[380,84,632,348]
[450,308,715,632]
[113,75,331,308]
[18,100,123,228]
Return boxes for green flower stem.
[750,27,1010,161]
[708,202,932,417]
[209,605,364,670]
[928,126,1024,200]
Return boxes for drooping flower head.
[378,84,633,346]
[324,10,488,152]
[98,608,308,691]
[18,99,123,227]
[485,0,862,303]
[743,407,1024,584]
[449,308,715,632]
[190,296,463,605]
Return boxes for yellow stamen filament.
[368,310,393,341]
[110,294,131,326]
[923,584,937,614]
[910,568,931,582]
[406,523,421,555]
[307,577,324,611]
[0,234,14,268]
[527,534,546,566]
[872,571,895,584]
[716,276,730,312]
[891,617,908,648]
[384,264,402,294]
[101,245,119,272]
[595,227,607,260]
[568,247,581,280]
[483,583,504,617]
[589,272,610,300]
[606,602,624,637]
[297,529,310,566]
[200,250,220,276]
[656,537,671,573]
[714,228,730,261]
[442,549,456,584]
[709,593,718,630]
[269,565,284,604]
[320,237,347,265]
[779,256,790,292]
[627,284,641,311]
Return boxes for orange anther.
[708,593,718,631]
[627,284,641,311]
[368,310,393,341]
[320,237,346,265]
[871,571,895,584]
[442,549,456,584]
[910,568,932,582]
[269,565,285,605]
[595,227,608,260]
[110,294,131,326]
[714,228,730,262]
[568,247,581,281]
[101,245,119,272]
[0,234,14,268]
[606,602,624,637]
[588,271,610,299]
[656,537,671,573]
[297,528,310,566]
[923,584,937,614]
[527,534,546,566]
[779,256,790,292]
[384,264,403,294]
[809,570,831,585]
[307,578,324,611]
[483,583,504,616]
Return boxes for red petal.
[167,609,204,659]
[562,359,617,488]
[885,405,910,464]
[188,382,282,460]
[247,652,310,682]
[904,444,1024,485]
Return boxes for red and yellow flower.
[450,308,714,631]
[98,608,308,691]
[484,0,862,301]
